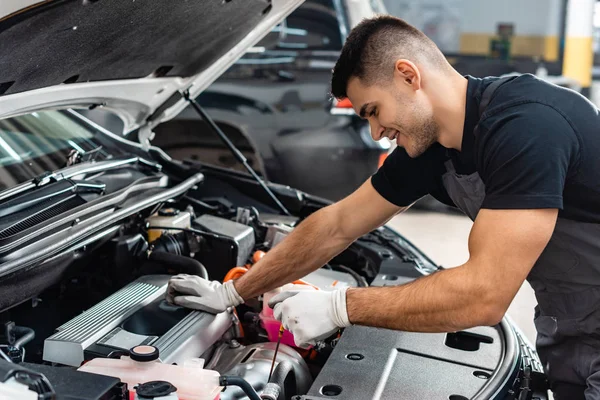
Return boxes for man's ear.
[393,60,421,90]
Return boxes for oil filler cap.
[130,345,159,362]
[136,380,177,399]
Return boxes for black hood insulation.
[0,0,272,96]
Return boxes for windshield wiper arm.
[183,91,291,216]
[0,179,106,219]
[0,156,161,203]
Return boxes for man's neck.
[431,72,469,151]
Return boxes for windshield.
[0,110,118,190]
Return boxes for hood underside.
[0,0,302,132]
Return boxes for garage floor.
[387,210,538,344]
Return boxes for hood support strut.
[182,91,291,216]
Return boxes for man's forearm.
[234,207,352,300]
[346,263,503,332]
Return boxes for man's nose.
[369,120,385,141]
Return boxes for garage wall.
[459,0,562,60]
[383,0,563,61]
[382,0,464,53]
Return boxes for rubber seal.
[136,381,177,398]
[130,345,159,362]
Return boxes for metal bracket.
[139,125,156,151]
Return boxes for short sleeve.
[478,103,579,210]
[371,144,446,207]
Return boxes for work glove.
[166,274,243,314]
[268,287,351,348]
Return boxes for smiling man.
[166,16,600,399]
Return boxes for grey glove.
[166,274,243,314]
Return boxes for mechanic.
[166,16,600,399]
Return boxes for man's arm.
[346,208,558,332]
[234,179,405,300]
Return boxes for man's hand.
[166,274,243,314]
[268,288,351,348]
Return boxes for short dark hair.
[331,15,448,99]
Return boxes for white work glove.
[268,287,351,348]
[166,274,243,314]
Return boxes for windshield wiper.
[182,91,291,216]
[0,179,106,219]
[0,156,161,203]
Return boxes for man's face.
[346,76,439,158]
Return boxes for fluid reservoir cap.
[136,381,177,398]
[130,345,159,362]
[158,208,180,217]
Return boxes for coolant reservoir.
[147,208,192,242]
[78,346,221,400]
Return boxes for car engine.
[0,158,547,400]
[0,168,398,399]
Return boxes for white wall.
[459,0,562,36]
[383,0,464,52]
[383,0,563,53]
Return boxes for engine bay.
[0,158,447,399]
[0,159,539,400]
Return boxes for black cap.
[136,381,177,399]
[129,345,159,362]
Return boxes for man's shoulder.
[477,101,575,150]
[484,74,581,115]
[474,100,579,183]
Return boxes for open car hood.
[0,0,302,133]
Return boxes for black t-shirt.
[372,74,600,223]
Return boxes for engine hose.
[268,361,296,400]
[13,326,35,349]
[260,383,281,400]
[0,348,12,363]
[148,251,209,280]
[183,195,219,212]
[219,376,261,400]
[333,265,368,287]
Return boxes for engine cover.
[44,275,231,366]
[209,342,313,400]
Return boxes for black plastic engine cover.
[304,325,503,399]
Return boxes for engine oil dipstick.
[268,325,285,382]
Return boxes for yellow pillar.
[563,0,595,97]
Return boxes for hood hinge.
[139,125,156,151]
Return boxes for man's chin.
[404,137,437,158]
[404,146,419,158]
